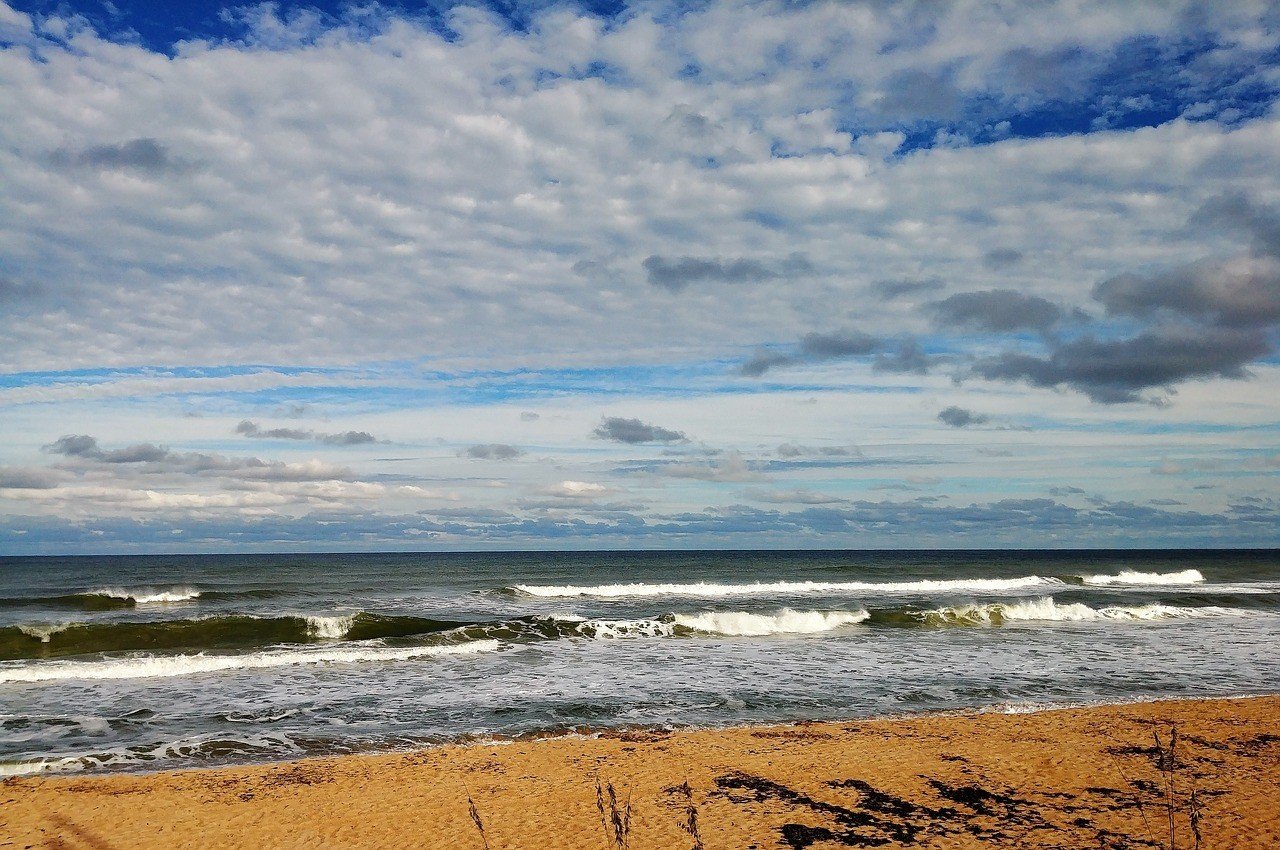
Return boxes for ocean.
[1,550,1277,777]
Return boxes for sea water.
[1,550,1276,776]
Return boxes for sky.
[1,0,1278,554]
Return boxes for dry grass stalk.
[594,775,632,849]
[676,780,704,850]
[466,792,491,850]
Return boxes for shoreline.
[5,695,1279,848]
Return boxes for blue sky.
[1,0,1278,553]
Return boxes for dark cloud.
[739,349,795,377]
[972,327,1271,404]
[741,329,883,377]
[983,248,1024,269]
[465,443,523,460]
[1191,191,1280,257]
[519,411,540,422]
[643,253,810,292]
[50,138,184,173]
[236,420,378,445]
[928,289,1063,332]
[236,420,310,440]
[872,68,964,121]
[320,431,377,446]
[937,406,990,428]
[873,339,939,374]
[799,330,882,359]
[871,277,945,299]
[593,416,688,444]
[1093,257,1280,329]
[44,434,100,458]
[0,466,61,489]
[45,433,352,480]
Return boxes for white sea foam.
[305,615,356,639]
[17,623,70,643]
[579,618,677,639]
[512,575,1060,599]
[92,586,201,604]
[1079,569,1205,586]
[0,640,500,683]
[673,609,869,636]
[923,596,1247,625]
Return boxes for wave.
[508,575,1062,599]
[896,596,1250,627]
[92,587,201,604]
[672,609,869,636]
[0,640,500,683]
[0,612,468,661]
[1077,569,1205,586]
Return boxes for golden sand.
[3,696,1278,849]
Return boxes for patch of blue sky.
[878,37,1280,156]
[10,0,633,54]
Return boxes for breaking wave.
[508,575,1062,599]
[0,640,500,683]
[900,596,1249,627]
[672,609,869,636]
[1077,569,1205,586]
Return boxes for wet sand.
[4,695,1278,849]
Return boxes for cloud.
[799,330,882,359]
[537,480,611,499]
[927,290,1064,333]
[741,329,884,376]
[1191,191,1280,258]
[1093,255,1280,329]
[971,327,1271,404]
[236,420,378,445]
[593,417,688,444]
[642,254,811,292]
[465,443,523,460]
[0,466,62,490]
[44,433,352,480]
[937,406,990,428]
[49,138,185,174]
[662,450,763,482]
[236,421,311,440]
[873,340,939,374]
[746,488,846,505]
[519,411,540,422]
[983,248,1024,269]
[776,444,858,458]
[871,277,945,299]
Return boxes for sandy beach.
[3,695,1278,849]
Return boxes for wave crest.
[1078,569,1205,586]
[509,575,1060,599]
[673,609,868,636]
[0,639,500,683]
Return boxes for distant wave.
[508,575,1062,599]
[0,640,500,683]
[0,612,468,661]
[901,596,1249,627]
[1077,569,1205,586]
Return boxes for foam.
[305,615,356,639]
[0,640,500,683]
[511,575,1060,599]
[1079,569,1205,586]
[921,596,1248,626]
[91,587,201,604]
[673,609,869,636]
[17,623,70,643]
